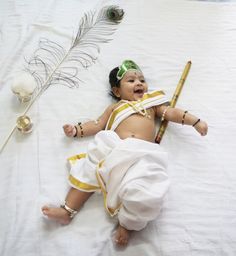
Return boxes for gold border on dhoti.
[68,153,122,215]
[68,153,100,191]
[67,153,87,164]
[95,160,122,217]
[69,174,101,191]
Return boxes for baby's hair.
[109,67,120,100]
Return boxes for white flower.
[11,72,37,103]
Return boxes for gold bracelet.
[182,110,188,125]
[78,122,84,138]
[161,106,170,122]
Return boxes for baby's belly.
[114,113,156,142]
[116,129,155,142]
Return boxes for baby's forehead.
[123,70,144,79]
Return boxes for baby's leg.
[42,187,93,224]
[115,224,131,246]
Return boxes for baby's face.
[117,71,148,101]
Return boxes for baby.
[42,60,208,246]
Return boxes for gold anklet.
[60,203,78,218]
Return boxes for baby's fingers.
[63,124,74,136]
[199,122,208,136]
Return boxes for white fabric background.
[0,0,236,255]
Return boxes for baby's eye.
[140,79,145,83]
[128,79,134,83]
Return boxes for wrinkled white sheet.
[1,0,236,255]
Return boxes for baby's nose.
[135,80,142,85]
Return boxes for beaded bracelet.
[77,122,84,137]
[161,106,170,122]
[73,122,84,138]
[192,118,201,127]
[182,110,188,125]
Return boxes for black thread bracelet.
[73,125,78,137]
[192,118,200,127]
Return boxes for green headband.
[116,60,142,80]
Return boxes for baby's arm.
[63,104,115,138]
[155,105,208,136]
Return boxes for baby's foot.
[115,224,130,246]
[42,205,71,225]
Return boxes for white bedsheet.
[1,0,236,255]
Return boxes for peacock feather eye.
[106,6,124,23]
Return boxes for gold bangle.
[182,110,188,125]
[161,106,170,122]
[78,122,84,137]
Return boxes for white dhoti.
[68,130,169,231]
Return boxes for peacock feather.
[0,5,124,153]
[25,5,124,93]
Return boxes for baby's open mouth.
[134,88,144,94]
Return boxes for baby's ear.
[112,87,120,98]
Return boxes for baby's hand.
[194,120,208,136]
[63,124,76,137]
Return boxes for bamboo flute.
[155,61,192,144]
